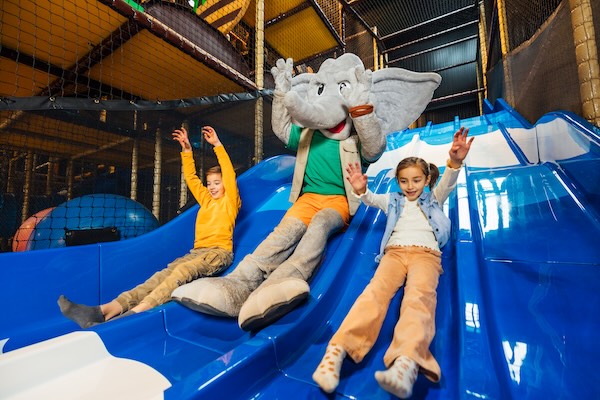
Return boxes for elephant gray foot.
[172,276,254,317]
[238,278,309,331]
[179,299,233,318]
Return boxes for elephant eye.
[317,84,324,95]
[338,81,350,94]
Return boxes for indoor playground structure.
[1,0,600,399]
[1,100,599,399]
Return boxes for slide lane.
[0,154,296,363]
[236,103,600,399]
[458,104,600,399]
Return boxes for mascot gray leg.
[238,208,345,331]
[171,217,307,317]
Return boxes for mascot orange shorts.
[284,193,350,227]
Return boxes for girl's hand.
[448,127,474,167]
[202,126,222,147]
[172,127,192,152]
[345,162,368,195]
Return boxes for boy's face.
[206,173,225,199]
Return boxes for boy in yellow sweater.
[58,126,241,328]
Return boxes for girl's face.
[397,166,430,201]
[206,173,225,199]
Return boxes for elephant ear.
[370,68,442,135]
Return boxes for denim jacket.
[375,191,451,262]
[368,164,461,263]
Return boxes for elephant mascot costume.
[172,53,441,331]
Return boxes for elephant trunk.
[284,91,347,130]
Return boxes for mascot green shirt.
[287,124,345,196]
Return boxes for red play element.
[12,207,55,252]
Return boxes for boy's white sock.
[312,343,346,393]
[375,355,419,399]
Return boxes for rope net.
[483,0,589,124]
[0,0,376,252]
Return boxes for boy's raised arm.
[173,127,210,205]
[204,126,240,204]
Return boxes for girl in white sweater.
[313,127,473,398]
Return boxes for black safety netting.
[0,0,378,252]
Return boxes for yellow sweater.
[181,146,241,252]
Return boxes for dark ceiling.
[345,0,481,116]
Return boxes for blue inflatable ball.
[29,194,159,250]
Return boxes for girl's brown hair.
[395,157,439,191]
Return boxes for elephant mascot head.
[271,53,442,163]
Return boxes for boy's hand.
[202,126,222,147]
[345,162,368,195]
[448,127,474,168]
[172,127,192,152]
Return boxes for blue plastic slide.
[1,99,599,399]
